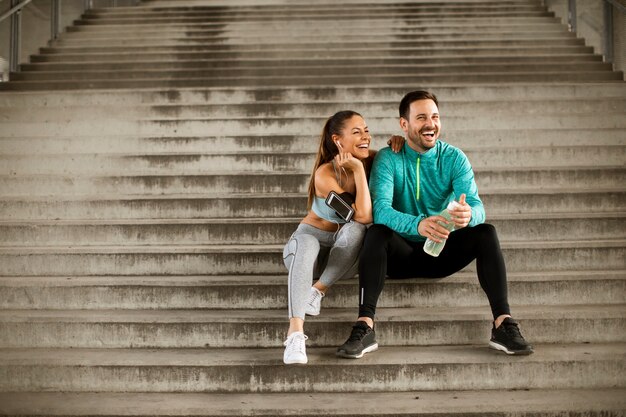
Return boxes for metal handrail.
[605,0,626,14]
[1,0,138,77]
[0,0,32,22]
[564,0,625,64]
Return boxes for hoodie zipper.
[416,156,420,201]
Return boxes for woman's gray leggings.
[283,222,367,319]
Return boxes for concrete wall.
[545,0,626,79]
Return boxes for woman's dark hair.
[306,110,362,209]
[399,90,439,120]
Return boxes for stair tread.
[0,389,624,416]
[1,186,624,201]
[1,211,625,226]
[1,165,625,176]
[0,270,624,287]
[0,343,623,365]
[2,86,625,104]
[0,238,624,253]
[1,304,624,322]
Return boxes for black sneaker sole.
[489,340,534,355]
[336,342,379,359]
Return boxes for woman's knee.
[283,233,320,267]
[335,221,367,247]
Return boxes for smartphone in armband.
[325,191,355,222]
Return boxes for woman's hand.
[334,150,363,172]
[335,151,363,171]
[387,135,405,153]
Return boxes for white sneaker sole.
[337,342,378,359]
[489,340,533,355]
[283,356,308,365]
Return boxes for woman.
[282,110,401,364]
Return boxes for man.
[336,90,533,358]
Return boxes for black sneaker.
[336,321,378,359]
[489,317,534,355]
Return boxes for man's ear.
[399,117,408,133]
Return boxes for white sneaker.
[305,287,325,316]
[283,332,308,365]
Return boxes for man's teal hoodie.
[370,140,485,242]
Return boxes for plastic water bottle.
[423,201,460,257]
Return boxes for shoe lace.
[347,325,367,342]
[502,321,522,339]
[308,288,323,304]
[285,333,308,353]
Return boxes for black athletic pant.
[358,223,511,320]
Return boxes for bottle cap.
[447,201,461,210]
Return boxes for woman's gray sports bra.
[311,196,348,224]
[310,160,354,224]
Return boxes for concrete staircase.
[0,0,625,415]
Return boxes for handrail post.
[9,0,21,73]
[51,0,61,40]
[567,0,577,32]
[603,0,614,63]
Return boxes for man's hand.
[418,215,451,243]
[449,194,472,229]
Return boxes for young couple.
[282,90,533,365]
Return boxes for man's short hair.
[399,90,439,120]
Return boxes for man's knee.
[474,223,498,239]
[471,223,501,250]
[365,224,394,242]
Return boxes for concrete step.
[3,84,623,107]
[2,112,625,137]
[0,213,624,246]
[62,19,567,32]
[2,98,624,121]
[67,27,569,39]
[12,62,615,82]
[37,38,586,54]
[0,240,623,275]
[1,271,623,310]
[2,167,623,196]
[18,54,603,73]
[6,71,621,90]
[64,21,572,35]
[12,62,612,81]
[0,305,624,348]
[82,3,548,15]
[0,344,624,391]
[53,31,577,45]
[1,389,624,417]
[1,146,623,175]
[73,14,557,26]
[26,45,597,63]
[0,189,623,219]
[48,35,582,49]
[1,128,623,153]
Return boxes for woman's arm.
[314,155,373,224]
